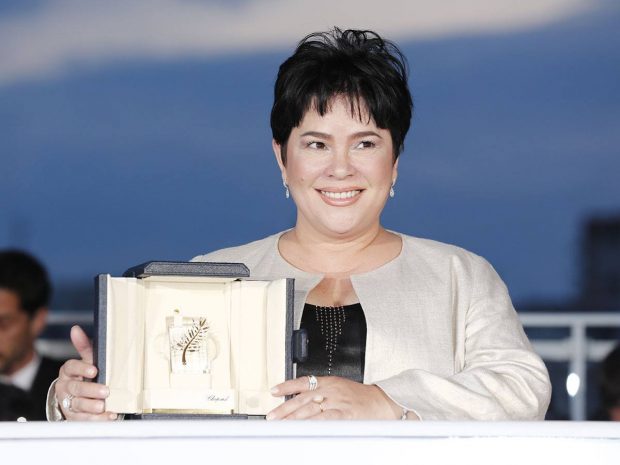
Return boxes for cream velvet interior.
[104,276,288,415]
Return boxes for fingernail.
[88,368,96,377]
[270,387,278,395]
[312,395,324,403]
[265,413,275,420]
[100,387,109,397]
[108,413,118,420]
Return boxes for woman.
[48,28,551,421]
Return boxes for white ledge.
[2,421,619,464]
[1,420,619,439]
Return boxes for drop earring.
[283,180,290,199]
[389,182,395,198]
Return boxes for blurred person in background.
[595,344,620,421]
[0,250,64,421]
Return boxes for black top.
[296,303,367,383]
[0,356,65,421]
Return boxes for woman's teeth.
[320,190,361,200]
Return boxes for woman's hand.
[266,375,406,420]
[55,325,117,421]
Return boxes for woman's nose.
[326,148,355,178]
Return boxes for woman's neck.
[279,221,399,276]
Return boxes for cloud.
[0,0,598,86]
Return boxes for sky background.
[1,0,619,309]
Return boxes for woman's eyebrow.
[300,131,332,139]
[352,131,382,139]
[299,131,382,139]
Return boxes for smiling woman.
[276,98,397,241]
[48,28,551,421]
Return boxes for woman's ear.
[272,139,287,179]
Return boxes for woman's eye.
[356,140,375,149]
[307,141,327,150]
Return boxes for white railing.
[46,311,93,326]
[40,311,620,421]
[36,311,93,360]
[519,312,620,421]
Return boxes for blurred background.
[1,0,619,420]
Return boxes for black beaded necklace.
[314,305,346,375]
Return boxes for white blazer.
[193,231,552,420]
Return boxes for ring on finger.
[307,375,318,391]
[62,394,75,412]
[312,395,326,412]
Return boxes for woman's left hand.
[266,376,403,420]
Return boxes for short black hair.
[271,27,413,163]
[0,250,51,318]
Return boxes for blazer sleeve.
[374,254,552,420]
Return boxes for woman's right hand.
[55,325,117,421]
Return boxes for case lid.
[123,261,250,278]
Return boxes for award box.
[94,261,304,419]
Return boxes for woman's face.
[274,97,398,238]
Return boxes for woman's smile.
[318,188,363,205]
